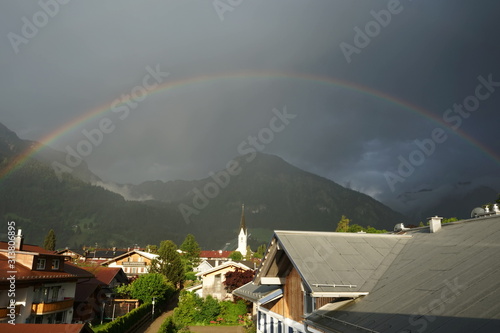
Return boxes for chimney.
[15,229,24,251]
[494,204,500,214]
[429,216,442,233]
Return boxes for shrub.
[94,302,152,333]
[158,316,179,333]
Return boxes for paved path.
[141,309,174,333]
[136,294,179,333]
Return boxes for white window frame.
[36,258,46,270]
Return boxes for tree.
[180,234,201,270]
[151,240,185,288]
[158,316,179,333]
[229,251,243,261]
[253,244,267,259]
[244,246,252,260]
[199,295,221,324]
[146,244,158,254]
[223,268,255,293]
[335,215,350,232]
[347,224,364,233]
[122,273,174,303]
[43,229,56,251]
[173,291,203,327]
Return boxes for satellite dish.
[471,207,485,218]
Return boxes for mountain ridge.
[0,122,408,250]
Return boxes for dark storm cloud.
[1,0,499,217]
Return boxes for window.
[33,287,50,303]
[56,311,65,323]
[52,259,60,270]
[303,293,314,315]
[214,273,222,292]
[36,258,46,270]
[51,286,61,302]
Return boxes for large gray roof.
[306,215,500,333]
[273,230,411,294]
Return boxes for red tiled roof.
[200,250,232,259]
[0,254,94,282]
[81,266,124,285]
[0,324,93,333]
[74,282,101,302]
[0,241,56,254]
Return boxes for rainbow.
[1,71,498,182]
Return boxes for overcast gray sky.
[1,0,499,216]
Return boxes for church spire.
[240,204,246,233]
[237,204,248,256]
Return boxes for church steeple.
[239,204,247,234]
[236,204,248,256]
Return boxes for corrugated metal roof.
[274,230,411,294]
[306,215,500,333]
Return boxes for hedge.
[94,302,152,333]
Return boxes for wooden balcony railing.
[0,305,21,318]
[31,298,74,315]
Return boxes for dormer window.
[36,258,46,270]
[52,259,60,270]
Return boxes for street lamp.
[151,297,156,320]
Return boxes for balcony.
[0,305,21,318]
[31,298,74,315]
[122,261,147,267]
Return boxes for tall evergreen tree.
[180,234,201,269]
[151,240,185,288]
[43,229,56,251]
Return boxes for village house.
[83,247,129,264]
[0,230,93,324]
[234,211,500,333]
[56,248,86,262]
[197,260,255,301]
[197,251,232,266]
[73,267,128,323]
[100,249,158,278]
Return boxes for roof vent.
[394,223,409,232]
[471,207,485,218]
[428,216,442,233]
